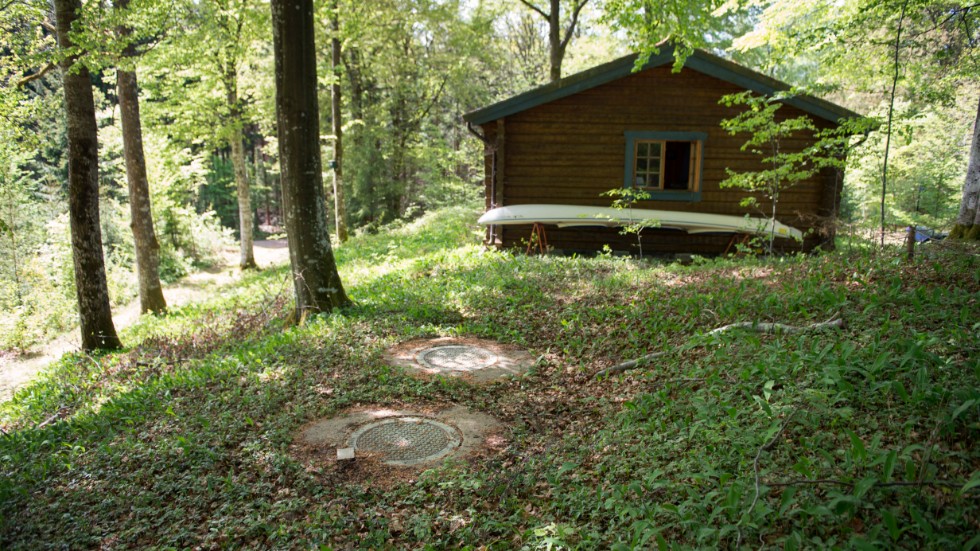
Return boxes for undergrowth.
[0,204,977,549]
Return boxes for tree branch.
[559,0,590,52]
[517,0,550,20]
[738,407,799,549]
[16,62,57,88]
[594,351,668,378]
[595,318,844,378]
[708,317,844,335]
[765,478,965,490]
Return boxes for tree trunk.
[330,0,348,243]
[880,0,907,248]
[254,141,269,227]
[54,0,122,351]
[230,125,256,268]
[225,70,256,269]
[116,0,166,314]
[548,0,562,81]
[272,0,351,317]
[951,95,980,240]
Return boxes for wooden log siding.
[479,64,842,254]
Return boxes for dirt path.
[0,240,291,403]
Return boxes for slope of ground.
[0,241,290,402]
[0,205,977,549]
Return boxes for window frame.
[623,131,707,202]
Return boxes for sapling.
[719,91,817,254]
[602,187,659,258]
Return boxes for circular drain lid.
[349,417,462,466]
[416,345,498,372]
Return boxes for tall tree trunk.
[116,0,166,314]
[254,141,268,226]
[54,0,121,350]
[226,70,256,269]
[272,0,350,318]
[330,0,348,243]
[230,126,256,268]
[548,0,562,82]
[880,0,907,248]
[951,95,980,240]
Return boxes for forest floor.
[0,206,977,549]
[0,240,290,402]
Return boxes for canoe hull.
[478,204,803,241]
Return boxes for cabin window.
[624,131,707,201]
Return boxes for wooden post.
[906,225,915,261]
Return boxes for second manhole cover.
[349,417,462,466]
[416,345,498,372]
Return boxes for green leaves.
[2,205,979,548]
[717,91,826,252]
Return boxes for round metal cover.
[416,345,498,372]
[349,417,462,466]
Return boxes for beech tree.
[115,0,166,313]
[719,91,819,254]
[271,0,350,316]
[54,0,121,350]
[141,0,266,269]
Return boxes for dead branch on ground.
[594,317,844,378]
[593,351,668,378]
[737,407,799,549]
[764,478,966,490]
[708,317,844,336]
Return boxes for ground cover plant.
[0,204,978,549]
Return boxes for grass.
[1,203,978,549]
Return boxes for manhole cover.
[416,345,498,372]
[349,417,462,466]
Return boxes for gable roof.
[463,46,860,126]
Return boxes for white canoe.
[477,204,803,240]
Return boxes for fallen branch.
[709,318,844,336]
[737,407,799,548]
[593,351,668,378]
[765,478,965,490]
[35,412,61,430]
[596,317,844,378]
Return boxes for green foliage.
[719,91,855,252]
[602,187,659,258]
[600,0,732,69]
[0,206,976,548]
[327,0,501,227]
[728,0,978,234]
[719,91,819,207]
[843,98,971,230]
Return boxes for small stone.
[337,447,355,461]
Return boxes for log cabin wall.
[479,64,845,256]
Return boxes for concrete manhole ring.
[348,416,462,466]
[415,345,499,372]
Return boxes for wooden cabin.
[463,46,859,256]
